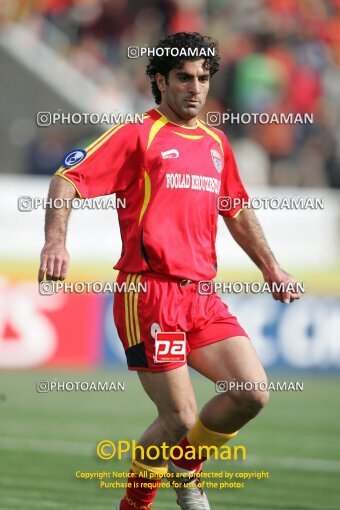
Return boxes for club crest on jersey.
[63,149,86,168]
[161,149,179,159]
[211,149,223,173]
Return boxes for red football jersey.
[56,108,249,280]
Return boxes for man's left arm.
[223,208,301,304]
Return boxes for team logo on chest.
[210,149,223,173]
[161,149,179,159]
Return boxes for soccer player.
[38,32,301,510]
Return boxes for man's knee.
[161,404,197,444]
[234,388,270,419]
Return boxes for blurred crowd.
[2,0,340,187]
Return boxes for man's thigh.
[138,364,197,419]
[187,336,267,386]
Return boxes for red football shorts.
[113,271,248,372]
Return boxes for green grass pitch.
[0,370,339,510]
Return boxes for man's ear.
[155,72,166,94]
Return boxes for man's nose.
[188,78,200,95]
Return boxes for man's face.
[156,59,210,120]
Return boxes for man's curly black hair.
[146,32,220,105]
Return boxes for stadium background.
[0,1,339,509]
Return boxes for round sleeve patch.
[63,149,87,168]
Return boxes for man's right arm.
[38,175,77,282]
[38,122,140,282]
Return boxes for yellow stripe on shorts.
[133,275,142,345]
[124,273,142,347]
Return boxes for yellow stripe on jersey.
[197,119,224,154]
[54,172,84,198]
[171,131,204,140]
[154,108,199,130]
[57,110,149,177]
[124,273,133,347]
[230,207,244,219]
[138,170,151,225]
[57,124,119,175]
[56,123,125,175]
[147,112,169,150]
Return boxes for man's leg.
[170,336,269,480]
[189,336,269,431]
[136,365,197,458]
[119,364,197,510]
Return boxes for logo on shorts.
[161,149,179,159]
[151,323,161,338]
[154,332,186,363]
[211,149,223,173]
[63,149,86,168]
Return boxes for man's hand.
[38,243,69,282]
[38,176,76,283]
[262,264,301,304]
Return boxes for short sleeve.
[55,123,140,198]
[219,137,249,218]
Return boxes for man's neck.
[157,104,198,128]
